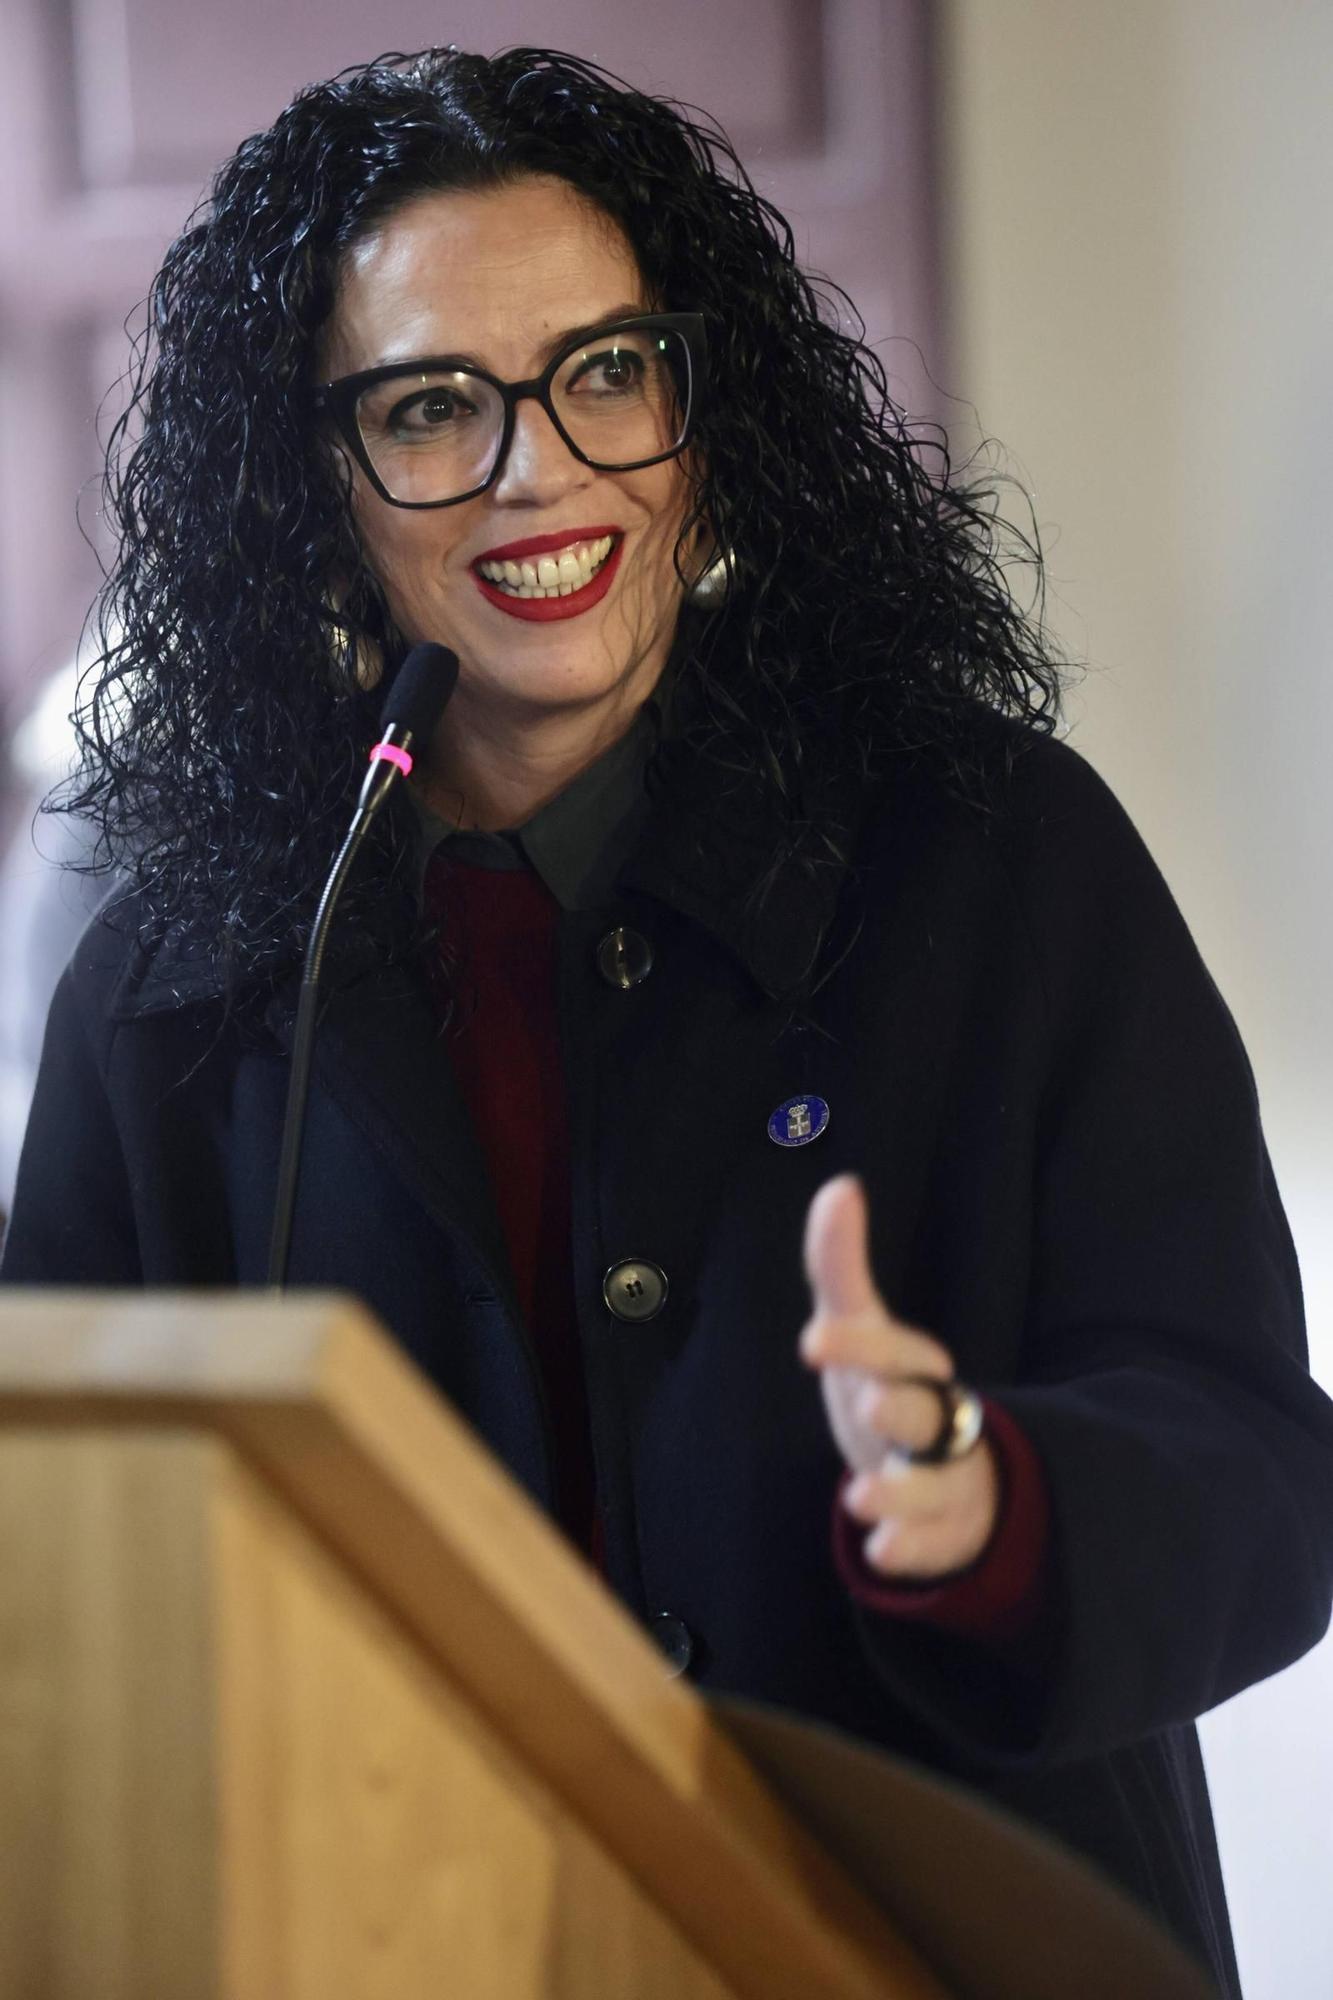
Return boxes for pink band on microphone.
[369,742,413,777]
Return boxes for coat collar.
[617,730,860,1003]
[272,954,526,1327]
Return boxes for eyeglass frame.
[311,310,707,511]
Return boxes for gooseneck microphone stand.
[266,642,460,1289]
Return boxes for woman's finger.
[852,1446,1000,1577]
[851,1377,957,1455]
[801,1173,955,1378]
[860,1509,988,1580]
[844,1457,956,1524]
[802,1172,879,1316]
[801,1311,953,1381]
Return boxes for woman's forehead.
[322,178,646,379]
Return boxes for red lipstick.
[471,529,625,623]
[472,524,621,563]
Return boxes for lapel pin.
[767,1094,830,1147]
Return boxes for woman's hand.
[799,1173,1000,1580]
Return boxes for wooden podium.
[0,1292,948,2000]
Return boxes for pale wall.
[939,7,1333,1996]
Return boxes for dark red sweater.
[432,850,1052,1654]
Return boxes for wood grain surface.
[0,1292,948,1999]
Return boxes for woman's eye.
[387,387,473,434]
[570,348,646,394]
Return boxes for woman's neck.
[416,683,648,833]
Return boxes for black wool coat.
[5,712,1331,1999]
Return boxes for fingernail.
[845,1474,873,1514]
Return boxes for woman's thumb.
[803,1173,878,1318]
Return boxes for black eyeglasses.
[312,311,706,509]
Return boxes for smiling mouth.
[470,530,626,623]
[474,533,618,599]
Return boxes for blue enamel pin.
[767,1094,830,1147]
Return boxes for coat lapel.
[262,960,524,1327]
[108,916,523,1326]
[620,730,864,1004]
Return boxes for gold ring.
[896,1376,985,1465]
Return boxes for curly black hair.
[61,45,1072,999]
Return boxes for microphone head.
[378,643,460,742]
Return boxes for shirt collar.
[408,694,661,913]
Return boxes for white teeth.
[477,535,617,599]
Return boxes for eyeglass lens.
[352,325,692,504]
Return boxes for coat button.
[602,1259,668,1322]
[650,1611,695,1677]
[596,926,653,989]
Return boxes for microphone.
[356,639,461,814]
[266,643,460,1288]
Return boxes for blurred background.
[0,4,1327,1991]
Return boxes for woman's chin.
[447,646,644,714]
[439,609,676,709]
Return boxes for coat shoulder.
[965,714,1198,937]
[853,706,1217,1030]
[58,881,148,1045]
[860,706,1160,900]
[61,880,224,1039]
[65,879,248,1026]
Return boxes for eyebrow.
[369,302,652,377]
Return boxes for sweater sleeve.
[846,740,1333,1769]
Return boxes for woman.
[3,48,1329,1995]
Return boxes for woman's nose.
[491,396,592,507]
